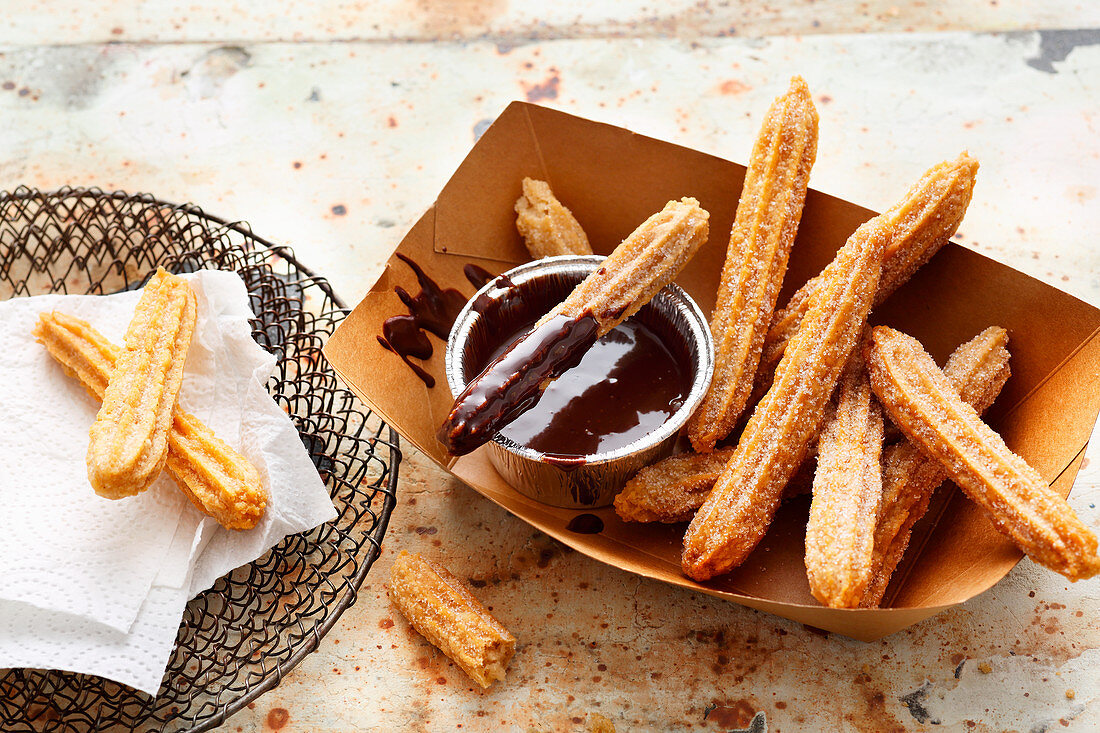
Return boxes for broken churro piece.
[35,311,267,530]
[861,326,1010,607]
[755,153,979,401]
[615,448,736,523]
[686,76,818,453]
[86,267,197,499]
[515,177,593,259]
[388,552,516,689]
[865,326,1100,581]
[682,212,887,581]
[805,355,884,609]
[439,197,709,456]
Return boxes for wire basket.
[0,186,400,732]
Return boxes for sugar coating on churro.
[388,552,516,689]
[755,152,979,403]
[515,177,593,259]
[866,326,1100,582]
[87,267,197,499]
[686,76,819,453]
[681,214,887,582]
[805,355,884,609]
[614,448,736,523]
[860,326,1010,607]
[36,310,267,530]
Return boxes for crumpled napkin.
[0,270,337,694]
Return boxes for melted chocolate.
[463,263,494,290]
[485,318,687,457]
[566,513,604,534]
[378,255,468,386]
[438,312,601,456]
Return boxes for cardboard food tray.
[325,101,1100,640]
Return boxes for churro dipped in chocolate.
[860,326,1011,607]
[682,214,887,581]
[36,311,267,530]
[686,76,818,453]
[389,552,516,689]
[439,197,709,456]
[805,355,884,609]
[865,326,1100,581]
[515,177,593,259]
[755,153,978,400]
[86,268,196,499]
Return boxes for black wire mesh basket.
[0,186,400,732]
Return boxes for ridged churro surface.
[861,326,1010,607]
[756,153,978,399]
[389,552,516,689]
[87,267,197,499]
[614,448,736,523]
[37,310,267,530]
[514,177,593,259]
[865,326,1100,581]
[805,356,884,608]
[686,77,818,453]
[681,214,886,581]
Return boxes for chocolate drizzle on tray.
[377,255,497,388]
[566,513,604,534]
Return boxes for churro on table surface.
[685,76,819,453]
[681,211,887,581]
[514,177,593,259]
[86,267,197,499]
[755,153,979,400]
[35,310,268,530]
[865,326,1100,581]
[861,326,1011,607]
[388,552,516,689]
[805,354,884,609]
[438,197,709,456]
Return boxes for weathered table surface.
[2,4,1098,731]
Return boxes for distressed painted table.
[2,4,1098,731]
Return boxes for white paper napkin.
[0,270,338,693]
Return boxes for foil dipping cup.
[444,255,714,509]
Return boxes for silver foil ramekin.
[444,255,714,509]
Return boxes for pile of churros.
[609,76,1098,607]
[35,267,267,530]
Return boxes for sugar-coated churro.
[515,177,593,259]
[805,355,884,608]
[615,448,736,523]
[682,213,887,581]
[439,197,709,456]
[36,311,267,530]
[755,153,979,402]
[865,326,1100,581]
[388,552,516,689]
[860,326,1010,607]
[685,77,818,453]
[86,267,196,499]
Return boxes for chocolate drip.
[463,263,495,290]
[438,312,601,456]
[565,513,604,534]
[378,255,468,386]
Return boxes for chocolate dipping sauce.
[452,270,691,459]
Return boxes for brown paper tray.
[324,101,1100,640]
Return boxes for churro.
[615,448,736,523]
[515,177,593,259]
[685,77,818,453]
[805,355,884,608]
[861,326,1010,607]
[682,212,886,581]
[439,197,709,456]
[865,326,1100,581]
[36,311,267,530]
[755,153,979,401]
[388,552,516,689]
[86,267,196,499]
